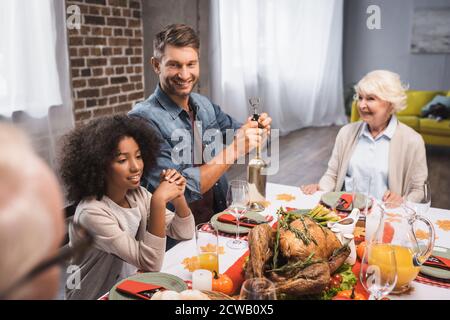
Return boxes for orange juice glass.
[195,223,220,274]
[369,244,420,291]
[198,252,219,274]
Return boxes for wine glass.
[239,278,277,300]
[226,180,249,250]
[356,176,372,220]
[405,180,431,216]
[350,176,357,211]
[342,176,372,220]
[360,241,398,300]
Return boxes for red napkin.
[217,213,260,228]
[116,280,165,300]
[423,255,450,271]
[337,194,353,210]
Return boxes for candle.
[192,269,212,291]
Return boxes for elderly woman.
[301,70,428,203]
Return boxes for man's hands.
[197,112,272,195]
[233,113,272,159]
[253,112,272,132]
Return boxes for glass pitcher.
[368,202,435,294]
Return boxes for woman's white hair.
[0,124,54,294]
[354,70,409,113]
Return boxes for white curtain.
[0,0,74,169]
[210,0,347,135]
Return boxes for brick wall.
[67,0,145,125]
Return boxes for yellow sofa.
[351,90,450,147]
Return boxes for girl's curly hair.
[59,115,161,203]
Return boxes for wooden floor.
[228,126,450,210]
[426,145,450,209]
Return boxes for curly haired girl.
[60,115,194,300]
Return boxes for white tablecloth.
[161,182,450,300]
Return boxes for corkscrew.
[249,97,263,128]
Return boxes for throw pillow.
[421,95,450,121]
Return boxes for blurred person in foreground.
[0,123,65,299]
[301,70,428,203]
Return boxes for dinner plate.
[210,211,267,235]
[420,247,450,281]
[283,209,311,216]
[109,272,187,300]
[321,191,373,212]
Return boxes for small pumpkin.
[333,287,366,300]
[211,271,234,295]
[356,241,366,260]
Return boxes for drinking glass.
[195,223,219,274]
[350,177,358,211]
[360,176,372,219]
[405,180,431,216]
[226,180,249,250]
[360,241,398,300]
[239,278,277,300]
[350,176,372,217]
[365,201,383,243]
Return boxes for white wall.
[344,0,450,90]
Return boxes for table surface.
[161,182,450,300]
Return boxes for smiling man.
[129,24,272,224]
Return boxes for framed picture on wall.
[411,8,450,54]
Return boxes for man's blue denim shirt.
[129,85,242,213]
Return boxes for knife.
[217,214,267,228]
[238,217,268,225]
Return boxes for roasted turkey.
[245,214,350,297]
